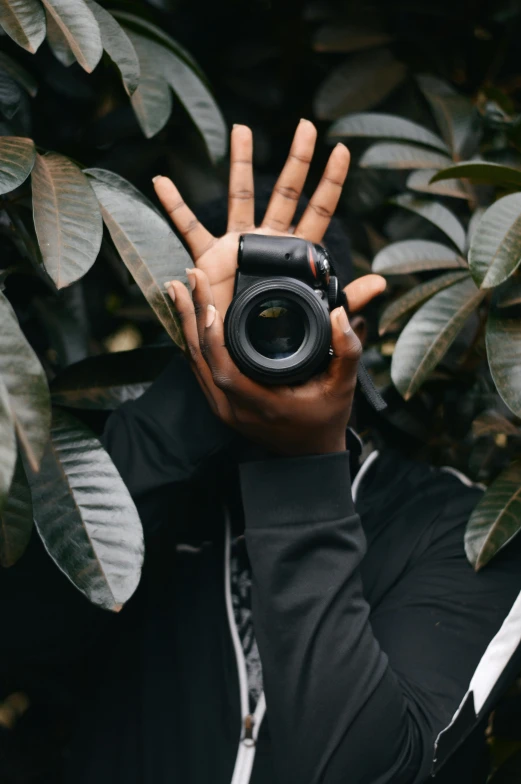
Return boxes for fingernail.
[152,175,163,183]
[166,285,175,301]
[206,304,216,329]
[337,308,350,333]
[163,280,173,290]
[233,123,239,128]
[186,268,196,291]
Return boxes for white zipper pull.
[243,714,255,747]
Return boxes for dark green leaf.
[391,276,485,399]
[29,408,143,610]
[41,0,102,73]
[407,169,469,200]
[126,34,171,138]
[84,0,139,96]
[379,271,469,335]
[465,461,521,569]
[0,380,16,515]
[328,113,448,152]
[313,49,406,120]
[32,152,103,288]
[50,346,176,409]
[86,168,191,347]
[373,240,467,274]
[0,136,35,194]
[0,291,51,472]
[0,53,38,96]
[45,9,75,66]
[360,142,452,170]
[126,31,226,161]
[487,305,521,418]
[0,0,46,53]
[0,455,33,568]
[0,69,22,119]
[431,161,521,189]
[469,193,521,288]
[312,24,392,53]
[418,77,475,157]
[390,194,466,252]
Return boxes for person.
[2,121,521,784]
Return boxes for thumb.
[325,306,362,390]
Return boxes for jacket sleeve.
[240,451,521,784]
[101,352,234,537]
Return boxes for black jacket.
[2,354,521,784]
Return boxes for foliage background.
[2,0,521,780]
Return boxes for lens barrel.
[224,276,331,385]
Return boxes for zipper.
[224,506,266,784]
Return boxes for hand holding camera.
[155,121,385,456]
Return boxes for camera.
[224,234,343,385]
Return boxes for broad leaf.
[418,78,475,157]
[407,169,469,200]
[0,136,35,194]
[487,306,521,418]
[391,276,485,399]
[50,346,176,409]
[373,240,467,275]
[41,0,102,73]
[0,52,38,97]
[312,24,392,53]
[113,11,205,81]
[360,143,452,170]
[469,193,521,289]
[45,9,75,66]
[84,0,139,96]
[86,168,191,347]
[29,408,143,610]
[328,113,448,153]
[127,37,171,138]
[126,31,226,161]
[0,0,46,53]
[431,161,521,189]
[0,292,51,472]
[0,380,16,514]
[32,152,103,288]
[465,461,521,570]
[379,271,469,335]
[0,455,33,568]
[313,49,406,120]
[0,69,22,119]
[391,194,466,252]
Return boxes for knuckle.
[309,201,333,219]
[213,372,232,391]
[274,184,299,201]
[183,218,200,236]
[230,189,254,201]
[168,199,185,215]
[289,152,312,165]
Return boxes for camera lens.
[246,298,306,360]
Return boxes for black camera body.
[224,234,343,385]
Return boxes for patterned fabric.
[230,535,263,712]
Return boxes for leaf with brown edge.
[84,1,139,96]
[0,292,50,473]
[0,137,35,195]
[465,461,521,570]
[487,305,521,419]
[41,0,102,73]
[471,410,519,438]
[328,113,449,152]
[469,193,521,289]
[85,168,192,349]
[373,240,467,275]
[31,152,103,288]
[379,271,469,335]
[44,9,75,66]
[0,455,33,568]
[0,380,16,516]
[0,0,46,54]
[360,143,452,171]
[407,169,470,200]
[391,276,485,399]
[28,408,143,610]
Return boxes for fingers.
[153,176,216,260]
[227,125,255,232]
[294,143,350,243]
[324,307,362,393]
[344,274,387,312]
[261,119,317,232]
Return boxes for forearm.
[241,452,426,784]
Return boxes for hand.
[154,122,386,457]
